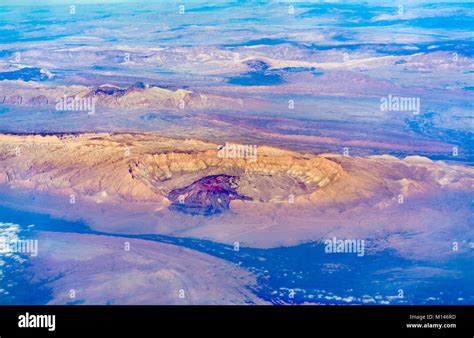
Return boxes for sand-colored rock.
[0,132,472,208]
[0,132,472,257]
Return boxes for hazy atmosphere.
[0,0,472,305]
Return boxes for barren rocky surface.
[0,132,471,258]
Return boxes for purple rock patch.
[168,174,251,216]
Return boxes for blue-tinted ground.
[1,205,472,305]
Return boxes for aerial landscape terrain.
[0,0,472,305]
